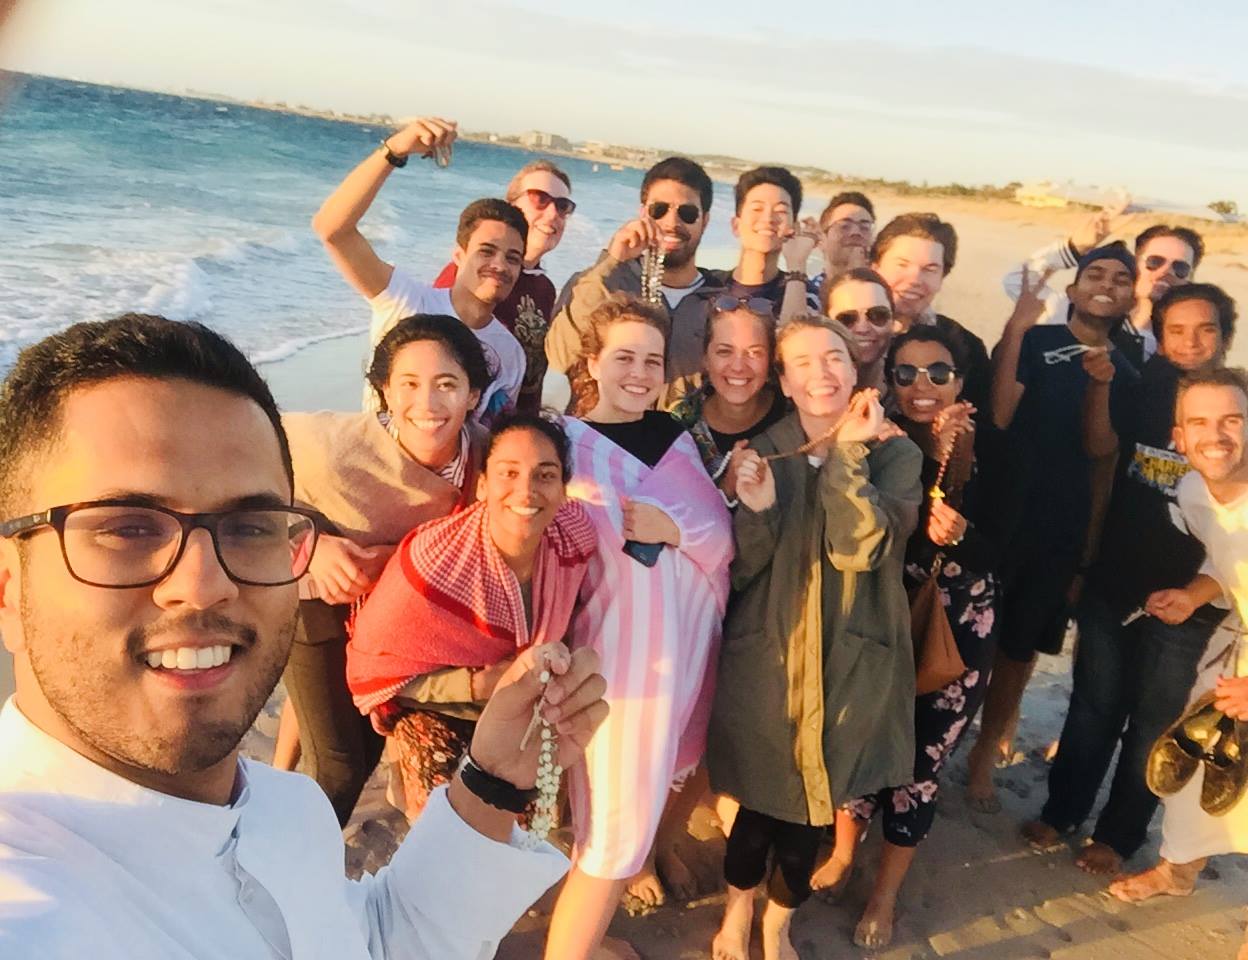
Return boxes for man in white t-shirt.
[1110,368,1248,938]
[313,116,527,423]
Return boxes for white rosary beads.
[640,242,666,304]
[517,664,561,850]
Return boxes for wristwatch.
[379,138,408,168]
[456,751,537,813]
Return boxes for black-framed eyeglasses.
[712,295,775,317]
[828,216,874,233]
[0,500,320,589]
[524,188,576,217]
[892,362,959,387]
[647,201,701,225]
[834,306,893,329]
[1143,255,1192,279]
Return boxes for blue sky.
[5,0,1246,206]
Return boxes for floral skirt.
[389,708,477,820]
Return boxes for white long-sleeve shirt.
[0,699,567,959]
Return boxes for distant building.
[1014,181,1070,208]
[521,130,571,150]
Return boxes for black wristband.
[456,752,537,814]
[379,138,408,168]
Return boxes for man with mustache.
[314,116,528,424]
[1004,213,1205,369]
[1023,284,1237,874]
[1109,368,1248,956]
[0,314,608,958]
[968,244,1142,810]
[547,156,727,410]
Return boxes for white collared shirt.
[0,700,566,959]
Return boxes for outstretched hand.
[608,218,664,262]
[1070,195,1134,255]
[385,116,458,161]
[835,388,887,444]
[1082,347,1115,384]
[1008,264,1056,330]
[783,218,820,273]
[470,643,608,790]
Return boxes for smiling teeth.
[508,506,540,517]
[145,645,232,670]
[621,385,649,395]
[409,419,446,430]
[913,398,937,408]
[1092,295,1113,304]
[725,378,750,387]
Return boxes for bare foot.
[1040,738,1060,763]
[1075,841,1122,876]
[761,899,798,960]
[1020,819,1062,850]
[712,885,754,960]
[1109,858,1204,902]
[810,852,853,901]
[656,843,698,901]
[593,936,641,960]
[853,893,897,949]
[966,748,1001,814]
[625,854,666,908]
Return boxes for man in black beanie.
[966,244,1143,809]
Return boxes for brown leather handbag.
[911,424,973,696]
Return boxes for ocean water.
[0,74,741,375]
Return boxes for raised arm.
[312,117,457,299]
[821,436,922,572]
[1080,348,1120,458]
[991,265,1051,430]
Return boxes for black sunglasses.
[0,499,320,589]
[524,188,576,217]
[647,201,701,225]
[712,295,775,316]
[834,306,893,329]
[1143,255,1192,279]
[892,362,958,387]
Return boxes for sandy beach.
[2,195,1243,956]
[241,198,1248,958]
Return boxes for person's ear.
[0,541,25,656]
[730,216,741,239]
[451,244,467,269]
[476,472,487,502]
[1172,423,1186,456]
[587,354,602,384]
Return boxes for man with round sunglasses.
[435,160,575,413]
[548,156,728,410]
[0,314,609,958]
[1004,215,1204,368]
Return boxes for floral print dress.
[846,459,1000,846]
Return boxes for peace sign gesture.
[1070,194,1135,255]
[1007,263,1056,332]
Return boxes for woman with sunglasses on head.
[545,294,733,960]
[434,160,575,413]
[671,297,788,497]
[273,315,493,826]
[811,324,1016,949]
[709,313,921,960]
[822,267,898,406]
[345,412,597,821]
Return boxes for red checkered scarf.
[346,498,597,717]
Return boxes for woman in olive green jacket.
[708,313,922,960]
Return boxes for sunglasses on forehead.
[524,188,576,217]
[1143,255,1192,279]
[712,295,775,316]
[892,362,958,387]
[647,201,701,225]
[833,306,893,329]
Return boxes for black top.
[709,269,815,313]
[1006,324,1141,556]
[707,389,790,452]
[1089,355,1210,616]
[933,314,992,417]
[585,410,686,467]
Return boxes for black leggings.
[282,599,384,826]
[723,806,824,908]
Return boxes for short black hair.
[641,157,714,214]
[1134,224,1206,269]
[734,166,803,216]
[486,409,573,483]
[1152,282,1238,348]
[819,191,875,230]
[456,198,529,250]
[0,314,293,515]
[366,314,495,411]
[871,212,958,276]
[885,323,969,382]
